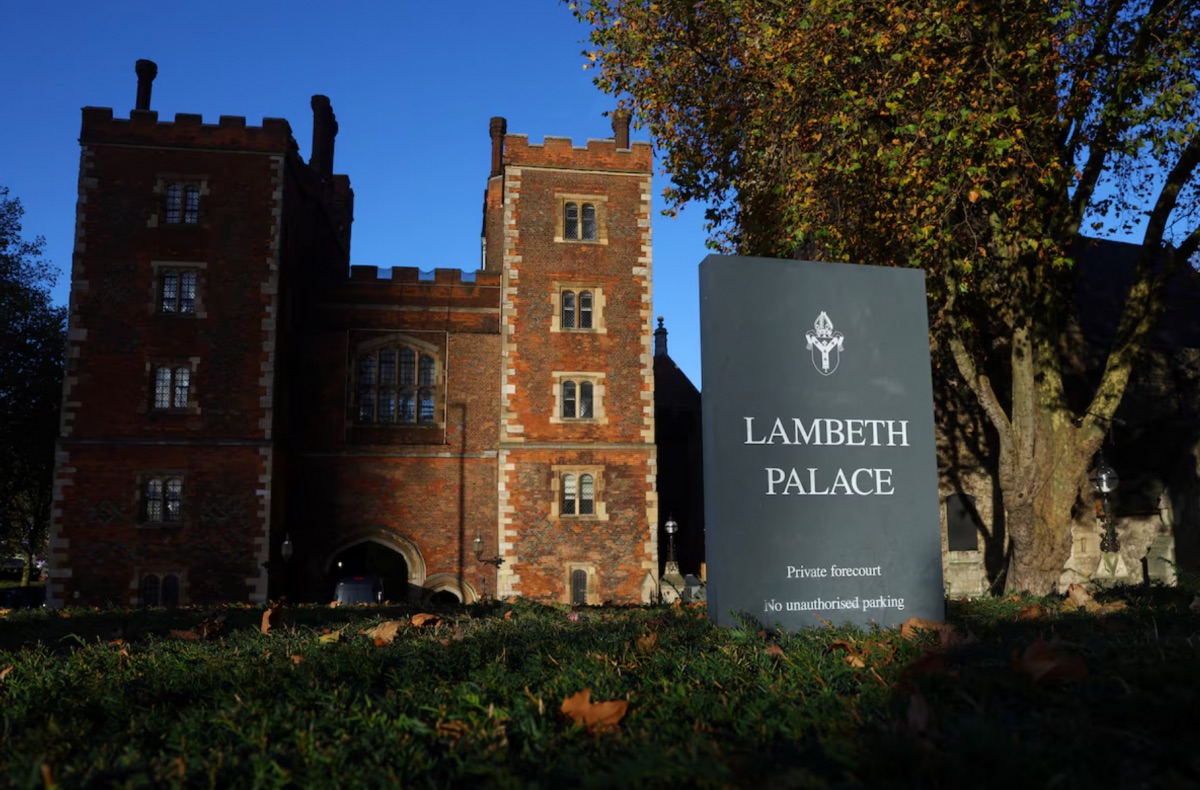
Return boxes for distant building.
[47,61,684,607]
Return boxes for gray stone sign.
[700,254,944,629]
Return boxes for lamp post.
[664,515,679,567]
[473,533,504,567]
[1090,453,1120,553]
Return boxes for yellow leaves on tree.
[560,689,628,731]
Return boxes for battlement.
[503,133,652,173]
[80,107,298,153]
[347,266,500,287]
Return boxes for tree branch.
[1086,132,1200,422]
[948,331,1013,445]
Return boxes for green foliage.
[2,595,1199,786]
[0,187,65,581]
[571,0,1200,593]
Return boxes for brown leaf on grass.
[0,608,11,617]
[328,600,341,609]
[169,629,201,641]
[828,639,865,667]
[318,631,342,644]
[1067,583,1096,611]
[635,631,658,654]
[764,644,786,658]
[290,654,304,666]
[0,665,12,681]
[900,616,971,648]
[900,617,943,640]
[411,613,441,627]
[40,764,54,789]
[504,610,514,621]
[261,601,282,635]
[1017,604,1048,620]
[560,688,628,731]
[1014,639,1088,684]
[364,620,402,645]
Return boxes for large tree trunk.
[1001,395,1098,595]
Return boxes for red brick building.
[47,62,661,607]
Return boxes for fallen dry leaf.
[290,654,304,666]
[504,610,514,621]
[411,613,441,627]
[364,620,402,645]
[318,630,342,644]
[1015,639,1088,684]
[635,631,658,654]
[1018,604,1048,620]
[900,616,971,648]
[828,639,865,667]
[900,617,943,640]
[560,688,628,731]
[0,608,11,617]
[169,629,201,641]
[764,644,786,658]
[0,665,12,681]
[329,601,341,609]
[261,602,282,635]
[1067,583,1096,611]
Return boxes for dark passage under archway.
[330,541,408,603]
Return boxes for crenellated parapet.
[503,134,652,173]
[80,107,299,154]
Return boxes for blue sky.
[1,0,709,385]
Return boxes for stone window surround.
[133,470,188,527]
[564,562,599,606]
[554,194,609,245]
[550,284,607,334]
[132,567,188,606]
[143,357,202,415]
[550,464,609,521]
[147,175,210,229]
[350,332,446,429]
[550,371,608,425]
[149,261,208,319]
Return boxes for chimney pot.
[489,117,507,178]
[310,95,338,182]
[612,108,632,149]
[134,59,158,111]
[654,316,668,357]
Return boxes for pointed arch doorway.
[324,531,426,604]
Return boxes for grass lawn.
[2,588,1200,788]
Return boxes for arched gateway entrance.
[321,531,478,604]
[324,531,425,604]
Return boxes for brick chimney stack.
[612,108,632,150]
[489,117,507,178]
[310,95,338,182]
[134,59,157,111]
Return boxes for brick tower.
[482,111,659,603]
[47,62,351,606]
